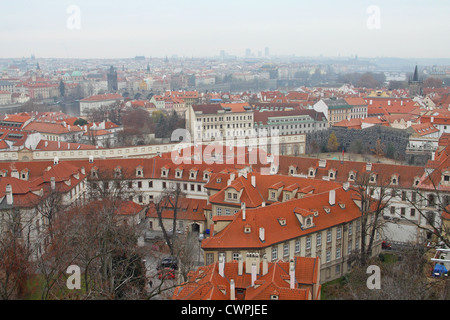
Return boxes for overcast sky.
[1,0,449,59]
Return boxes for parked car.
[158,268,175,280]
[158,256,178,270]
[382,241,392,250]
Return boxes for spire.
[412,65,419,82]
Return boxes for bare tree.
[152,184,185,257]
[0,209,33,300]
[350,172,395,265]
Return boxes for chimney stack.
[238,254,243,276]
[251,175,256,188]
[262,255,268,276]
[6,184,13,205]
[230,279,236,301]
[259,227,265,242]
[251,262,257,286]
[289,261,296,289]
[50,177,56,191]
[218,254,225,277]
[329,189,336,206]
[241,202,246,221]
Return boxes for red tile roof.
[173,256,320,300]
[202,186,363,250]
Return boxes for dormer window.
[136,166,144,177]
[189,169,198,180]
[328,169,336,179]
[115,166,122,178]
[289,166,297,176]
[244,225,251,234]
[306,218,312,226]
[391,175,398,185]
[308,168,315,177]
[348,171,356,181]
[161,167,169,177]
[278,218,286,226]
[369,174,376,183]
[442,171,450,185]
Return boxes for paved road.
[141,234,205,299]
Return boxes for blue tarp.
[433,264,448,277]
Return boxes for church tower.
[408,65,423,97]
[107,65,118,92]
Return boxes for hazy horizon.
[1,0,449,60]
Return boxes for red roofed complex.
[173,255,321,300]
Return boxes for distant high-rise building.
[107,65,118,93]
[245,48,252,58]
[265,47,270,57]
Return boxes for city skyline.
[1,0,450,60]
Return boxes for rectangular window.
[148,181,153,188]
[326,250,331,263]
[401,207,406,216]
[336,247,341,259]
[217,207,222,215]
[283,243,289,257]
[271,247,278,261]
[410,208,416,217]
[336,227,342,240]
[206,253,214,265]
[295,240,300,253]
[306,237,311,250]
[316,233,322,246]
[327,230,332,243]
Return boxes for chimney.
[329,189,336,206]
[289,261,296,289]
[241,202,246,221]
[262,255,269,276]
[230,279,236,301]
[218,254,225,277]
[50,177,56,191]
[54,157,59,165]
[44,141,48,147]
[251,262,257,286]
[259,227,265,242]
[251,175,256,188]
[81,167,85,175]
[6,184,13,205]
[238,254,243,276]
